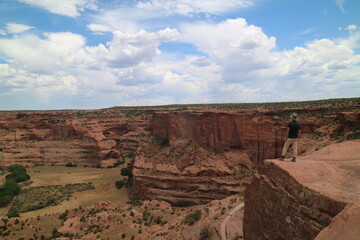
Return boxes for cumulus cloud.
[177,18,360,101]
[1,7,359,109]
[0,26,182,109]
[0,32,88,73]
[106,28,179,68]
[136,0,253,15]
[181,18,276,82]
[17,0,97,17]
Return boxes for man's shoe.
[291,157,296,162]
[278,156,285,161]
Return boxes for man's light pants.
[282,138,298,158]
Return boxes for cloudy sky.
[0,0,359,110]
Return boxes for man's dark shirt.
[287,120,301,138]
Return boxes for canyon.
[1,99,360,239]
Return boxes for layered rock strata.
[244,140,360,240]
[131,140,254,206]
[152,110,318,166]
[0,110,152,167]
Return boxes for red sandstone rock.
[244,140,360,240]
[131,140,253,206]
[314,200,360,240]
[152,110,319,166]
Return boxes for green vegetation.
[65,162,77,167]
[113,160,125,167]
[120,167,130,176]
[0,164,30,208]
[115,180,125,189]
[157,137,169,148]
[6,164,30,183]
[347,124,360,140]
[8,182,95,214]
[184,209,202,225]
[200,225,213,240]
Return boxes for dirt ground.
[0,166,130,219]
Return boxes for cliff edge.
[244,140,360,240]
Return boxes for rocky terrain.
[0,109,153,167]
[244,140,360,240]
[0,98,360,239]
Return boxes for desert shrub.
[113,161,124,167]
[127,199,142,206]
[115,180,125,189]
[199,225,212,240]
[7,208,19,218]
[65,162,77,167]
[142,210,151,221]
[120,167,130,176]
[184,210,202,225]
[157,137,169,148]
[52,228,61,238]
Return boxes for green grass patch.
[8,182,95,213]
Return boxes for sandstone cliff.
[0,110,152,167]
[131,139,254,206]
[244,140,360,240]
[152,110,319,166]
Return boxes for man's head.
[290,113,298,121]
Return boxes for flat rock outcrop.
[244,140,360,240]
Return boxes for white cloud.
[1,11,359,109]
[335,0,346,13]
[17,0,97,17]
[0,32,88,73]
[87,23,112,33]
[181,18,276,82]
[0,27,182,109]
[136,0,253,15]
[6,23,34,34]
[0,23,34,36]
[177,18,360,101]
[345,24,358,31]
[106,28,179,68]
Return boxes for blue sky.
[0,0,359,110]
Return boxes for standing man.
[279,113,301,162]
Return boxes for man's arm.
[298,129,301,139]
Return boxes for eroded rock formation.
[244,140,360,240]
[131,139,254,206]
[152,110,319,166]
[0,110,152,167]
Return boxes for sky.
[0,0,359,110]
